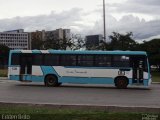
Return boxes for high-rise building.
[29,30,45,49]
[30,28,71,49]
[0,29,30,50]
[63,29,71,40]
[85,34,103,48]
[30,30,46,41]
[45,28,70,41]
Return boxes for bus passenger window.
[77,55,94,67]
[44,54,59,66]
[11,53,20,65]
[32,54,43,65]
[95,55,111,67]
[112,55,130,67]
[60,55,76,66]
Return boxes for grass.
[0,69,7,77]
[0,69,159,82]
[0,106,159,120]
[151,71,160,82]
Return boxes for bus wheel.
[115,77,128,89]
[45,75,58,87]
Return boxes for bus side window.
[60,54,76,66]
[95,55,111,67]
[32,54,43,65]
[112,55,130,67]
[11,53,20,65]
[44,54,59,66]
[77,55,94,67]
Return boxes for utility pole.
[103,0,106,42]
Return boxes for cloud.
[0,8,160,41]
[108,0,160,17]
[129,0,160,6]
[0,8,84,32]
[83,14,160,41]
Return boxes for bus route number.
[118,71,125,76]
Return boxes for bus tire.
[45,75,58,87]
[115,77,128,89]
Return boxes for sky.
[0,0,160,41]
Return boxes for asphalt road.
[0,79,160,108]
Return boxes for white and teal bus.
[8,50,151,88]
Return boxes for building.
[0,29,30,50]
[30,30,45,41]
[85,34,103,48]
[29,28,71,49]
[63,29,71,40]
[29,30,45,49]
[45,28,70,41]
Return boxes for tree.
[62,33,87,50]
[44,38,59,50]
[71,34,85,50]
[96,40,108,50]
[137,39,160,71]
[44,34,75,50]
[108,32,138,50]
[32,39,43,49]
[0,44,10,68]
[58,38,74,50]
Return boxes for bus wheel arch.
[114,76,129,89]
[44,74,58,87]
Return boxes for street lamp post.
[103,0,106,42]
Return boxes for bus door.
[20,54,32,81]
[132,56,144,84]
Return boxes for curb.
[0,77,8,80]
[0,102,160,113]
[152,82,160,84]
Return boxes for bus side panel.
[8,50,22,80]
[8,66,20,81]
[32,66,43,76]
[144,72,150,86]
[9,75,20,81]
[54,66,134,85]
[30,76,44,82]
[9,65,59,82]
[59,77,149,85]
[143,79,150,86]
[59,77,114,84]
[41,66,59,76]
[30,66,59,82]
[53,66,131,78]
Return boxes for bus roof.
[10,50,147,55]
